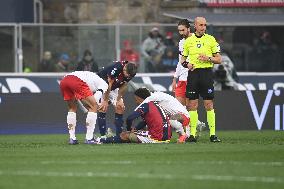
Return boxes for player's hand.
[98,99,109,112]
[116,100,125,111]
[171,79,176,93]
[198,54,209,62]
[188,63,195,71]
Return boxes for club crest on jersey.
[197,44,202,48]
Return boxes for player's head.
[194,17,207,36]
[123,62,137,78]
[134,88,151,104]
[177,19,191,39]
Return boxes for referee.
[181,17,221,142]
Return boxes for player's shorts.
[186,68,214,100]
[102,88,123,106]
[60,75,93,101]
[131,130,170,144]
[175,81,187,98]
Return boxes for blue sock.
[97,112,106,136]
[100,136,122,144]
[114,113,124,136]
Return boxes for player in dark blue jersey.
[97,60,137,138]
[98,88,172,144]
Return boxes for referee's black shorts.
[185,68,214,100]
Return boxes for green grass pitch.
[0,131,283,189]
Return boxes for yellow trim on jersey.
[182,33,220,69]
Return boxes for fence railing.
[0,23,283,73]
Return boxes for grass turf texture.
[0,131,283,189]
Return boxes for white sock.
[169,120,185,136]
[86,112,97,140]
[67,112,76,140]
[185,125,190,136]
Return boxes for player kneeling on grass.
[59,71,108,145]
[98,88,172,144]
[133,88,193,143]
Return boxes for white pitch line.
[1,160,283,167]
[0,170,283,184]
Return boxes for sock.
[114,113,124,136]
[86,112,97,140]
[97,112,106,136]
[100,136,122,144]
[185,126,190,136]
[67,112,76,140]
[207,109,216,136]
[189,110,198,137]
[169,120,185,136]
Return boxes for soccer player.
[134,88,189,143]
[181,17,222,142]
[98,88,172,144]
[97,60,137,138]
[172,19,191,106]
[59,71,108,145]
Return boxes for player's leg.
[99,131,129,144]
[66,99,78,144]
[169,113,187,143]
[81,95,99,143]
[200,69,221,142]
[175,80,187,106]
[114,98,125,136]
[60,76,79,144]
[111,89,124,136]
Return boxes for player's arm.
[126,103,149,131]
[181,41,194,70]
[99,76,113,112]
[117,83,127,102]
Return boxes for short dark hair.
[126,62,137,77]
[178,19,190,28]
[134,88,151,100]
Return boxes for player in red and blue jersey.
[97,60,137,138]
[98,88,172,144]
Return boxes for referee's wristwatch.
[208,57,212,62]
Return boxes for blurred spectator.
[38,51,55,72]
[76,49,99,72]
[213,53,239,90]
[250,31,280,71]
[164,31,177,47]
[120,40,140,66]
[55,53,70,72]
[64,3,78,23]
[68,51,79,72]
[159,47,178,72]
[141,27,166,72]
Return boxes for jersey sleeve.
[108,62,122,79]
[126,103,149,130]
[211,36,221,54]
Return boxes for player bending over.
[59,71,108,145]
[97,60,137,138]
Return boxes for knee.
[204,101,214,110]
[187,102,198,110]
[115,106,125,114]
[120,131,130,142]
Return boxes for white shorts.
[135,130,170,144]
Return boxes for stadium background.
[0,1,283,189]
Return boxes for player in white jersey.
[59,71,108,145]
[172,19,192,106]
[134,88,190,143]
